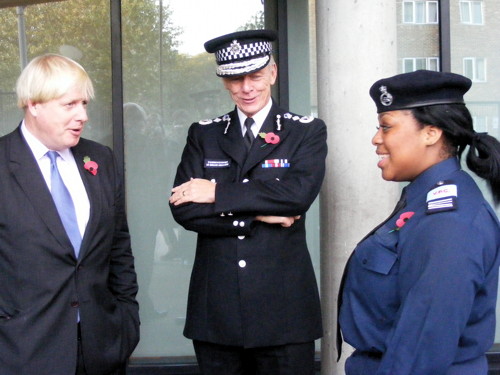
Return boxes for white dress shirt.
[21,122,90,239]
[237,98,273,138]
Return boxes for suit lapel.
[217,110,247,168]
[71,143,102,262]
[8,128,75,254]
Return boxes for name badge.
[205,159,230,168]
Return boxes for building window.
[403,57,439,72]
[460,1,484,25]
[403,1,439,24]
[463,57,487,82]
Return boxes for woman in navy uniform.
[339,70,500,374]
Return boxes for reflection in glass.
[122,0,264,358]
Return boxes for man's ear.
[27,100,39,117]
[269,62,277,85]
[423,125,444,146]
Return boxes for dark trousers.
[193,340,315,375]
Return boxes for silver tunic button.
[238,235,245,240]
[238,260,246,268]
[233,220,239,227]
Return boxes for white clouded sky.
[166,0,263,55]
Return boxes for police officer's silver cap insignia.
[379,85,393,107]
[230,40,242,55]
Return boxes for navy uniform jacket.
[170,102,326,348]
[340,157,500,374]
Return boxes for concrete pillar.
[315,1,399,374]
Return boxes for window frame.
[459,0,484,25]
[402,0,439,24]
[402,57,440,72]
[463,57,487,82]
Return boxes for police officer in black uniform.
[169,30,327,375]
[339,70,500,375]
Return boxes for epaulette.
[426,180,458,214]
[282,113,315,124]
[198,113,231,126]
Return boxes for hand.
[170,178,216,206]
[255,215,301,228]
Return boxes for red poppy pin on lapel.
[389,211,415,233]
[258,132,280,147]
[83,156,98,176]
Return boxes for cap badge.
[379,85,393,107]
[230,40,242,55]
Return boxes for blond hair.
[16,54,94,109]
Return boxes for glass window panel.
[460,1,472,23]
[403,58,415,72]
[472,2,483,24]
[415,2,426,23]
[122,0,265,360]
[0,0,112,144]
[463,58,474,79]
[415,58,426,70]
[403,2,414,23]
[476,57,486,81]
[428,57,439,71]
[427,1,438,23]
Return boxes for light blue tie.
[47,151,82,257]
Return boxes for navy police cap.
[204,29,277,77]
[369,70,472,113]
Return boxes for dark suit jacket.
[0,126,139,375]
[170,102,326,348]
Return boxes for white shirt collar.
[21,121,73,161]
[237,98,273,136]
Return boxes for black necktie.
[336,187,407,361]
[243,117,255,151]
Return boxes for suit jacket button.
[238,260,246,268]
[71,301,80,308]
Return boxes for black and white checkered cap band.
[215,40,272,63]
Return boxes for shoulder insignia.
[198,113,231,126]
[426,180,458,214]
[282,112,316,124]
[299,116,315,123]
